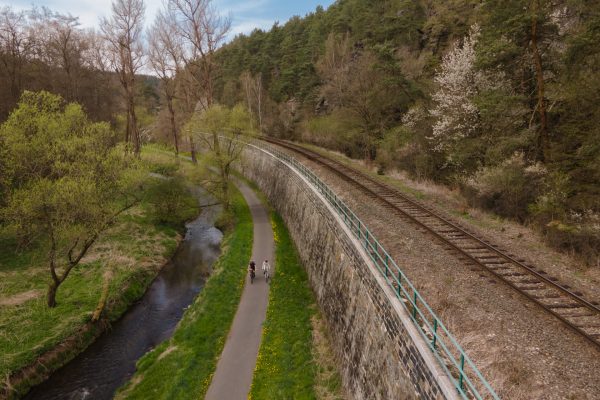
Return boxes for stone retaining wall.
[240,145,457,400]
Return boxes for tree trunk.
[220,164,230,211]
[190,135,197,164]
[129,87,141,156]
[47,281,59,308]
[166,94,179,154]
[257,76,263,133]
[531,0,549,162]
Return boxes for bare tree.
[100,0,145,155]
[0,7,33,115]
[318,33,397,162]
[29,8,86,102]
[168,0,231,162]
[148,9,183,153]
[240,71,264,133]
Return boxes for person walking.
[262,259,271,283]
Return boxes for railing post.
[459,354,465,391]
[397,272,402,296]
[412,292,418,319]
[385,254,389,277]
[432,319,438,350]
[358,220,362,239]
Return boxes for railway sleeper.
[531,292,562,300]
[517,284,546,291]
[580,324,600,330]
[482,260,510,265]
[515,279,542,285]
[486,264,514,271]
[476,254,505,259]
[496,271,527,277]
[547,303,584,310]
[561,312,597,318]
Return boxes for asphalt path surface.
[205,180,274,400]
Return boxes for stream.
[24,194,223,400]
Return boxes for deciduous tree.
[148,8,183,153]
[101,0,146,156]
[191,104,252,211]
[0,91,143,307]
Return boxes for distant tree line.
[0,7,120,122]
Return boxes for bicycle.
[249,269,255,284]
[265,270,270,283]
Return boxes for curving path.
[205,180,274,400]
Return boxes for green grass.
[116,186,253,400]
[0,146,199,397]
[249,213,343,400]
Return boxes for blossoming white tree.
[430,24,482,151]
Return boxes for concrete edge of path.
[204,180,274,400]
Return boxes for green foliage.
[116,188,253,400]
[462,153,547,221]
[1,91,133,229]
[0,147,194,396]
[148,177,199,227]
[190,104,254,211]
[303,112,361,156]
[0,91,144,306]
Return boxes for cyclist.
[248,260,256,284]
[262,259,271,283]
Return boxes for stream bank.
[22,197,223,400]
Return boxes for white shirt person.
[262,260,271,276]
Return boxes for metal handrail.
[245,138,500,400]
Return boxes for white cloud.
[229,17,273,36]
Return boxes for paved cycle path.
[205,181,274,400]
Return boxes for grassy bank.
[0,146,199,397]
[249,213,344,399]
[116,186,253,400]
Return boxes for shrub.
[461,152,547,221]
[302,112,362,157]
[148,177,199,226]
[536,209,600,267]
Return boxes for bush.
[302,112,362,157]
[375,126,439,179]
[148,177,199,226]
[461,152,547,221]
[543,215,600,267]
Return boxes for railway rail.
[264,137,600,350]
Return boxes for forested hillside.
[213,0,600,264]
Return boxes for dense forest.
[212,0,600,264]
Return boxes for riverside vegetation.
[116,185,253,399]
[0,96,203,397]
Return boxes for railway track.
[263,137,600,350]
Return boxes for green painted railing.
[248,139,501,400]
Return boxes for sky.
[3,0,336,39]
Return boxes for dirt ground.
[278,144,600,400]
